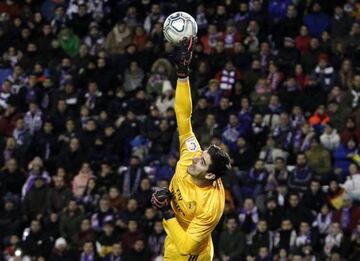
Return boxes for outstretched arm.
[175,77,193,138]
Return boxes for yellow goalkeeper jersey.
[162,78,225,261]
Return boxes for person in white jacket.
[342,163,360,201]
[320,123,340,151]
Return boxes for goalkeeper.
[151,37,231,261]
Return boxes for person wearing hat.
[311,52,336,92]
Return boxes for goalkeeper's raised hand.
[151,187,174,220]
[173,36,197,78]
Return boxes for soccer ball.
[163,11,198,45]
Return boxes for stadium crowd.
[0,0,360,260]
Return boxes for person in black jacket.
[22,220,51,259]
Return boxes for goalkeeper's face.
[187,150,215,180]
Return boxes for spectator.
[332,195,360,234]
[218,215,246,260]
[59,200,85,243]
[72,162,94,198]
[22,220,51,259]
[305,137,331,178]
[303,2,330,38]
[320,122,341,152]
[288,153,313,192]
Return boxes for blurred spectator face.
[275,158,285,170]
[154,221,163,234]
[351,22,360,35]
[128,220,138,232]
[6,158,18,172]
[130,156,140,167]
[99,198,110,211]
[145,208,156,219]
[289,194,299,207]
[252,0,262,11]
[354,75,360,89]
[257,220,267,232]
[236,137,246,148]
[29,102,38,113]
[293,255,303,261]
[140,178,151,191]
[88,82,98,93]
[287,5,297,18]
[78,4,87,16]
[80,163,91,173]
[299,222,310,234]
[215,41,224,52]
[44,121,53,133]
[109,187,119,199]
[310,180,320,193]
[329,180,339,192]
[54,6,65,17]
[266,199,277,210]
[134,240,145,252]
[219,97,230,109]
[159,119,169,131]
[348,163,359,176]
[56,168,66,178]
[30,220,41,233]
[6,137,16,149]
[151,4,161,15]
[86,120,96,131]
[255,160,265,170]
[127,199,138,212]
[103,223,114,235]
[54,176,65,188]
[21,28,31,39]
[42,24,52,35]
[243,198,254,211]
[296,154,307,167]
[310,38,319,49]
[259,247,269,258]
[51,39,60,48]
[260,42,270,54]
[251,60,261,70]
[80,219,91,231]
[320,204,330,215]
[57,100,66,112]
[345,118,355,129]
[83,242,94,254]
[266,136,275,147]
[2,80,11,92]
[126,110,136,121]
[312,3,321,12]
[216,5,226,15]
[208,24,217,34]
[68,200,78,212]
[239,3,248,12]
[112,243,123,256]
[226,218,238,232]
[229,114,239,126]
[205,114,216,127]
[253,114,263,124]
[281,219,292,230]
[65,120,75,132]
[330,222,341,235]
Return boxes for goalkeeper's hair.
[207,144,231,179]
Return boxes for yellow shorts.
[163,236,213,261]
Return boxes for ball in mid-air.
[163,11,198,45]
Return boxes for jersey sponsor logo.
[186,137,197,152]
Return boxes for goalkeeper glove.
[173,36,196,78]
[151,187,174,220]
